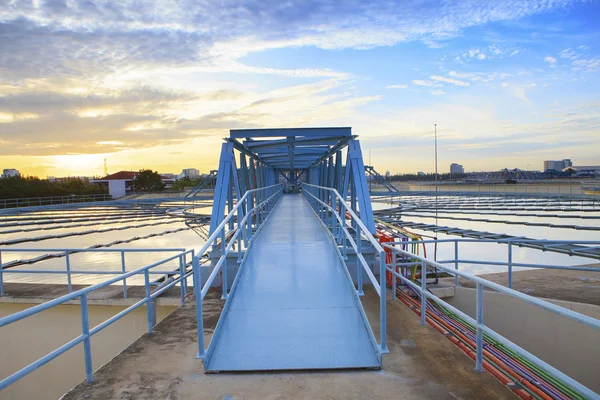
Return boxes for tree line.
[0,176,108,200]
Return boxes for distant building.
[417,172,425,176]
[179,168,200,179]
[450,163,464,175]
[92,171,174,198]
[2,168,20,178]
[544,159,572,171]
[385,170,391,179]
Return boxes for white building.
[2,168,20,178]
[92,171,174,198]
[544,159,572,171]
[179,168,200,179]
[450,163,464,175]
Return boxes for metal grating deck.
[204,194,381,372]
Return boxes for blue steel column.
[347,139,376,234]
[209,142,234,234]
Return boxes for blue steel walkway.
[204,194,381,371]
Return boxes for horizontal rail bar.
[383,243,600,330]
[0,250,193,327]
[386,266,598,399]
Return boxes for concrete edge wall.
[445,287,600,393]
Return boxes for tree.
[134,170,165,192]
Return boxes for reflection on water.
[0,199,598,285]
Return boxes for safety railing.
[0,248,190,299]
[382,241,600,399]
[0,249,194,391]
[0,194,112,209]
[302,183,388,353]
[193,183,283,358]
[392,238,600,289]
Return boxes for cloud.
[430,75,470,87]
[386,84,408,89]
[412,80,437,87]
[572,58,600,72]
[544,56,557,64]
[431,89,446,96]
[0,1,584,80]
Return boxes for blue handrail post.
[454,240,459,287]
[221,230,228,300]
[193,256,205,359]
[356,226,363,296]
[420,260,426,326]
[179,255,185,305]
[121,250,127,298]
[475,282,484,372]
[144,270,153,334]
[65,251,72,293]
[379,251,388,353]
[0,250,4,296]
[392,248,397,301]
[80,293,93,383]
[508,242,513,289]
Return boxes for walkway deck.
[204,194,381,371]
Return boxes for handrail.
[193,183,284,359]
[0,248,188,297]
[301,183,388,353]
[383,242,599,399]
[303,183,384,253]
[0,249,194,391]
[382,243,600,331]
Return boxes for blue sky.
[0,0,598,176]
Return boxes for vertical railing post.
[80,293,93,383]
[356,226,363,295]
[221,229,228,299]
[420,260,427,326]
[454,240,459,287]
[193,256,205,358]
[475,282,483,372]
[507,242,513,289]
[247,203,253,242]
[0,251,4,296]
[144,269,153,334]
[121,250,127,298]
[179,254,185,305]
[65,251,72,293]
[392,246,397,300]
[379,250,388,353]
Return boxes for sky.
[0,0,599,177]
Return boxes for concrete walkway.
[63,289,514,400]
[205,194,380,371]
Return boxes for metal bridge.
[198,127,386,371]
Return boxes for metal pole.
[221,230,228,299]
[80,293,93,383]
[508,242,513,289]
[421,261,426,326]
[357,226,363,295]
[193,257,205,358]
[0,251,3,296]
[392,247,397,301]
[65,251,72,293]
[454,240,459,287]
[121,251,127,298]
[144,269,153,334]
[475,283,483,372]
[179,255,185,305]
[379,251,388,353]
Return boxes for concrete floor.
[62,289,513,400]
[439,267,600,306]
